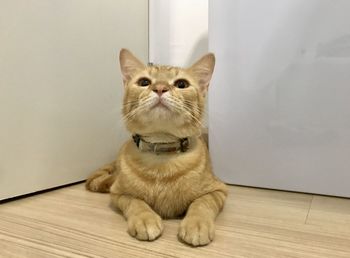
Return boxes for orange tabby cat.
[86,49,227,246]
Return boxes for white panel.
[0,0,148,200]
[209,0,350,197]
[149,0,208,66]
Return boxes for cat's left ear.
[119,49,145,85]
[188,53,215,94]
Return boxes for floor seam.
[304,195,314,224]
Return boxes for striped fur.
[86,49,227,246]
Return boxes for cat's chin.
[148,103,175,118]
[150,110,174,121]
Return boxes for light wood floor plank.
[1,184,350,258]
[307,195,350,229]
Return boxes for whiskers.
[122,94,204,130]
[165,97,203,127]
[122,97,154,123]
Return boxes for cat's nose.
[152,85,169,96]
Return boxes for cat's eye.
[137,77,151,87]
[174,79,189,89]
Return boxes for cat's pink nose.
[152,85,169,96]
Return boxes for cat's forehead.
[145,65,186,80]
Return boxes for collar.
[132,134,189,154]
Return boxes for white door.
[209,0,350,197]
[0,0,148,200]
[149,0,208,67]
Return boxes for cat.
[86,49,227,246]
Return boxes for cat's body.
[111,136,225,219]
[86,49,227,246]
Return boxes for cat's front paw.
[127,212,163,241]
[178,216,215,246]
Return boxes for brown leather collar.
[132,134,189,154]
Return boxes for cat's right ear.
[119,49,145,84]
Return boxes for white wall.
[149,0,208,67]
[209,0,350,197]
[0,0,148,200]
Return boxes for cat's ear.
[188,53,215,93]
[119,49,145,84]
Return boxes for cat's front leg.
[178,190,227,246]
[111,194,163,241]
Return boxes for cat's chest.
[150,178,197,218]
[122,170,200,218]
[117,143,208,217]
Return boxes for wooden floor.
[1,184,350,258]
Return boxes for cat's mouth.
[151,99,170,110]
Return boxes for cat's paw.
[127,212,163,241]
[178,216,215,246]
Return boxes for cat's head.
[119,49,215,138]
